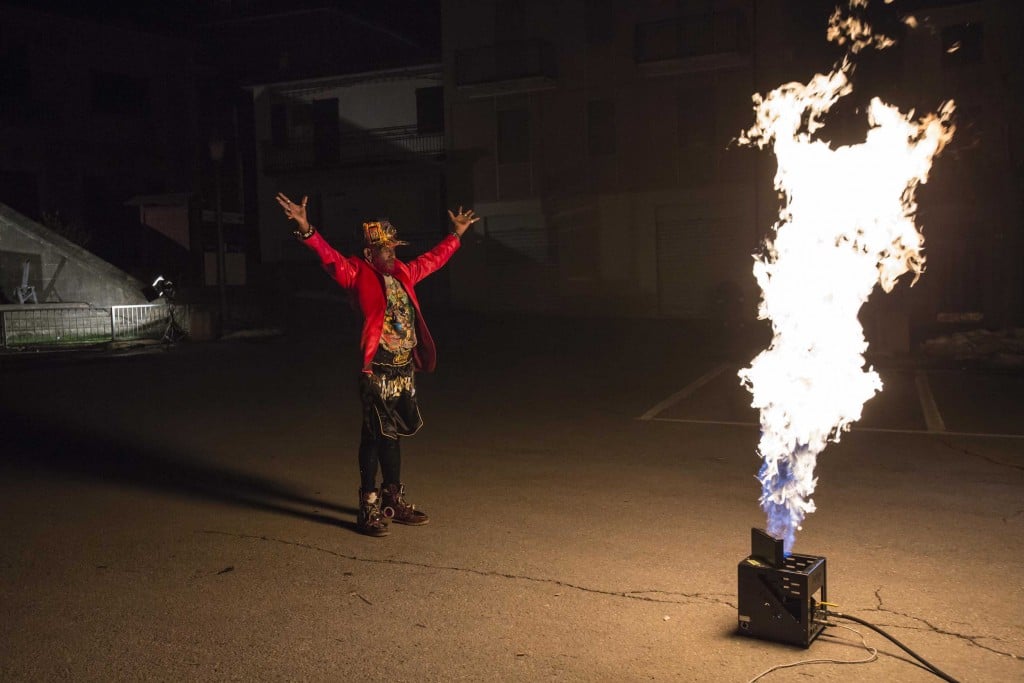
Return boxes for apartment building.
[441,0,1023,335]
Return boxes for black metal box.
[737,528,827,647]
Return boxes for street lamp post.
[209,138,228,334]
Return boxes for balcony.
[634,10,749,77]
[262,124,444,173]
[455,39,557,98]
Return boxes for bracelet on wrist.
[294,225,315,240]
[450,230,461,240]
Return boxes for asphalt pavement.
[1,309,1022,682]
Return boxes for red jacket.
[302,230,461,373]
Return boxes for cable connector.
[813,602,839,626]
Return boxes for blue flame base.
[759,457,805,556]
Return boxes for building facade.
[889,0,1024,332]
[441,0,1023,337]
[0,3,199,287]
[247,63,449,302]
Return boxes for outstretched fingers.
[276,193,308,206]
[277,193,309,221]
[448,206,480,223]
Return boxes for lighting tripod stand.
[160,297,187,344]
[146,276,187,344]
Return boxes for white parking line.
[637,363,730,421]
[644,416,1024,440]
[915,371,946,433]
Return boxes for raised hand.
[276,192,310,233]
[447,206,480,237]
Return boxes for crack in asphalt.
[199,531,1021,662]
[199,530,737,610]
[936,439,1024,523]
[938,439,1024,473]
[866,588,1022,660]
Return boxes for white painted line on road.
[915,371,946,433]
[638,363,731,421]
[645,417,757,427]
[645,416,1024,440]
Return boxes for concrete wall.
[0,203,147,308]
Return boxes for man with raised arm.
[277,193,479,536]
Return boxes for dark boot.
[357,488,389,537]
[381,483,429,526]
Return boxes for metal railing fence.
[1,303,180,347]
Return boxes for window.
[636,20,680,63]
[90,70,149,117]
[311,98,339,165]
[585,0,614,45]
[677,91,716,185]
[0,46,30,99]
[678,14,716,58]
[587,100,616,157]
[941,23,983,67]
[497,108,530,163]
[635,10,745,63]
[270,104,288,145]
[416,86,444,134]
[495,0,527,41]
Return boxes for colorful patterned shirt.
[373,274,417,366]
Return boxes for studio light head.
[142,275,176,302]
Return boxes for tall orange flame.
[737,0,955,553]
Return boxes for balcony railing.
[455,39,557,95]
[635,10,748,72]
[262,124,444,173]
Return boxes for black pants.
[357,363,422,491]
[358,422,401,492]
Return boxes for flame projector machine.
[737,528,828,647]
